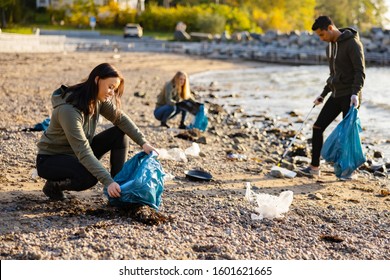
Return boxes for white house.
[36,0,145,11]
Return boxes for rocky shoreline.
[1,27,390,66]
[0,52,389,260]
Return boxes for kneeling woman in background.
[154,71,192,129]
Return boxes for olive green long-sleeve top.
[156,81,196,109]
[37,86,147,186]
[155,81,182,108]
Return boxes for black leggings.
[36,126,129,191]
[311,95,352,167]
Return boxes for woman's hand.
[107,182,121,198]
[142,142,158,155]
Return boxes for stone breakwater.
[1,27,389,65]
[171,28,390,65]
[0,32,68,53]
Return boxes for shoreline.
[2,30,390,66]
[190,65,390,160]
[0,52,389,260]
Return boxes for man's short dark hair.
[312,16,334,31]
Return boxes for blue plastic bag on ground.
[321,106,366,179]
[188,104,208,131]
[23,117,50,132]
[104,151,165,210]
[34,118,50,131]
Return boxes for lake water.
[192,65,390,159]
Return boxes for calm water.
[192,65,390,159]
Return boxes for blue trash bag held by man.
[188,104,208,131]
[104,152,165,210]
[321,106,366,179]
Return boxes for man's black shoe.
[179,123,188,129]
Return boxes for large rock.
[174,30,191,41]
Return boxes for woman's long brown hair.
[63,63,124,120]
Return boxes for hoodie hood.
[337,28,359,42]
[51,85,70,108]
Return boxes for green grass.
[2,24,81,34]
[144,31,173,40]
[99,28,122,36]
[1,26,35,34]
[2,24,173,40]
[99,28,173,40]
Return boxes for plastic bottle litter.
[164,172,175,181]
[270,166,297,178]
[293,156,311,165]
[245,182,293,220]
[31,168,38,179]
[156,148,188,162]
[227,153,247,161]
[184,142,200,157]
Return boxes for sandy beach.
[0,52,389,260]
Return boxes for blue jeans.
[154,104,187,124]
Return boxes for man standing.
[300,16,365,177]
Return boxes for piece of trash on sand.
[31,168,38,179]
[156,148,188,162]
[319,234,344,243]
[22,117,50,132]
[245,182,293,220]
[226,153,247,161]
[184,142,200,157]
[380,189,390,197]
[293,156,311,165]
[164,173,175,181]
[184,169,212,181]
[270,166,297,178]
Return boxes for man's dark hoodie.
[320,28,365,99]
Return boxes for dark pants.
[311,95,352,167]
[154,104,187,124]
[36,126,129,191]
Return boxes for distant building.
[36,0,145,11]
[36,0,74,8]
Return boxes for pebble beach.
[0,52,389,261]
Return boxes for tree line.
[0,0,388,33]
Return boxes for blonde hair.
[172,71,191,100]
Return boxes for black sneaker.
[160,122,170,128]
[42,180,65,200]
[298,166,321,178]
[179,123,187,129]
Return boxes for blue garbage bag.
[23,117,50,132]
[321,106,366,179]
[104,151,165,210]
[34,118,50,131]
[188,104,208,131]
